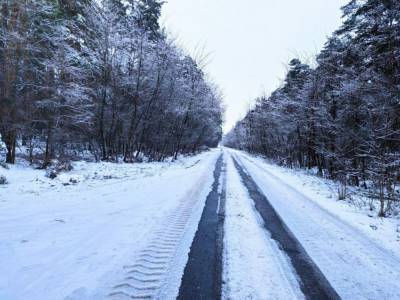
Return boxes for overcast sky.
[160,0,348,133]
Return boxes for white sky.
[160,0,348,133]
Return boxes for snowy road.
[222,154,305,299]
[228,149,400,300]
[229,155,338,299]
[1,148,400,299]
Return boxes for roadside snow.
[222,153,304,300]
[0,150,220,300]
[230,149,400,299]
[232,149,400,256]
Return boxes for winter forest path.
[173,149,400,299]
[107,148,400,299]
[2,149,399,300]
[176,149,340,299]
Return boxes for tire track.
[238,152,400,265]
[177,155,226,299]
[233,151,400,299]
[231,154,340,300]
[107,157,218,300]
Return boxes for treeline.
[225,0,400,216]
[0,0,223,165]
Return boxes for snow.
[230,149,400,256]
[229,148,400,299]
[0,150,220,300]
[222,152,304,300]
[2,146,400,299]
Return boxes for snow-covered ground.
[230,149,400,256]
[229,149,400,299]
[2,147,400,300]
[222,154,303,299]
[0,150,220,300]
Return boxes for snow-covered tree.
[226,0,400,216]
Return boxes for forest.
[225,0,400,217]
[1,1,400,298]
[0,0,223,165]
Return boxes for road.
[177,149,400,300]
[2,148,399,299]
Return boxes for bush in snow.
[56,162,73,172]
[0,175,8,185]
[69,178,78,184]
[45,168,58,179]
[0,162,9,170]
[45,162,73,179]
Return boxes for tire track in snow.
[233,151,400,299]
[177,154,226,299]
[222,154,304,299]
[107,155,218,300]
[239,152,400,265]
[231,154,340,300]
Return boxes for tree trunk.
[43,122,52,168]
[4,130,16,164]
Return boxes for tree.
[225,0,400,216]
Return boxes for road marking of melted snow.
[222,154,304,300]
